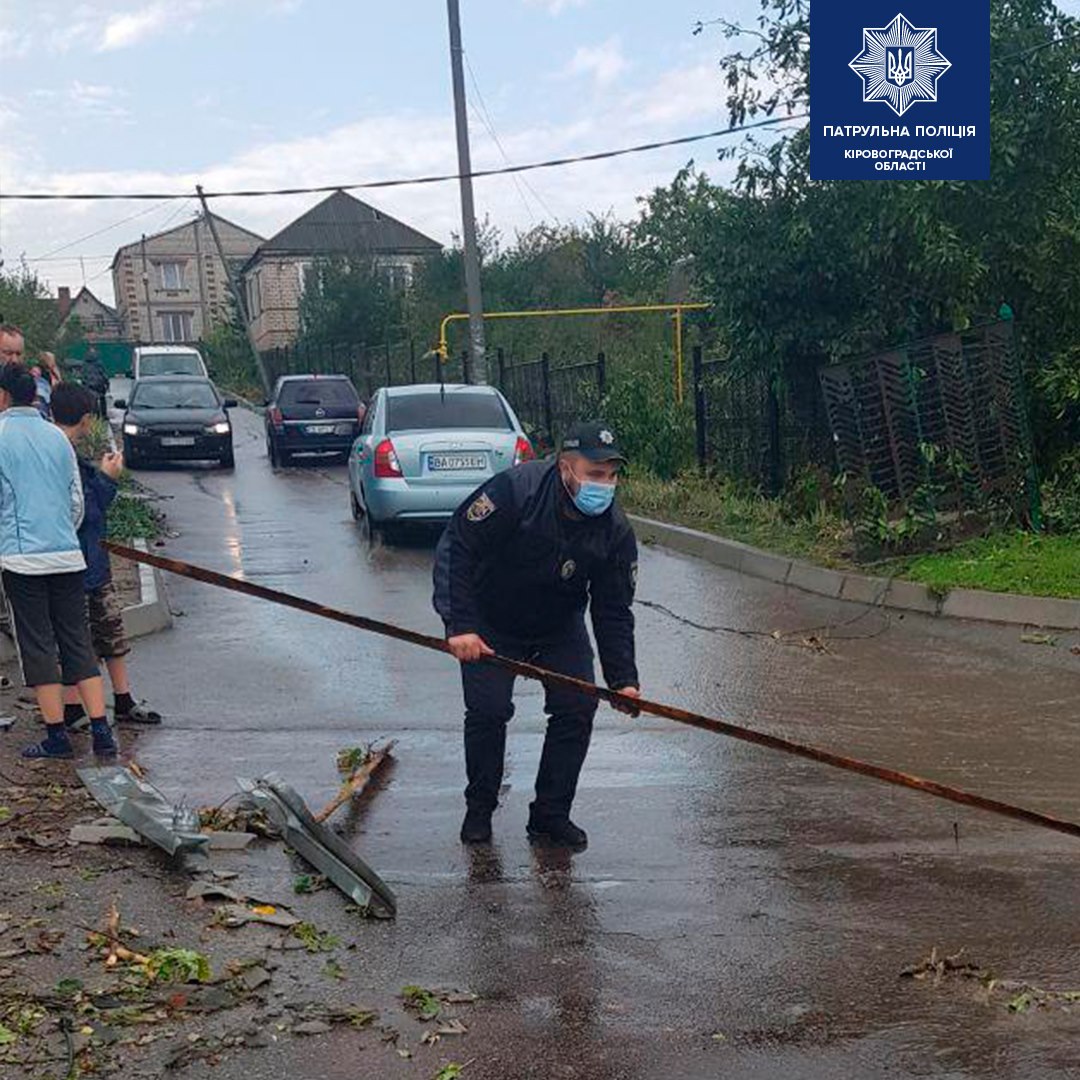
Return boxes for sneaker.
[527,817,588,851]
[22,735,74,760]
[460,807,493,844]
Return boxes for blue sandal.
[22,739,74,760]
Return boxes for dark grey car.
[117,376,237,469]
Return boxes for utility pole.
[140,234,152,343]
[446,0,487,384]
[195,185,271,397]
[192,214,211,338]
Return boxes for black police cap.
[561,420,627,463]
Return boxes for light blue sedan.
[348,383,534,540]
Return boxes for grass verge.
[107,488,165,545]
[621,471,1080,600]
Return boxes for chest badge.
[560,559,577,581]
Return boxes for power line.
[992,26,1080,65]
[29,198,175,261]
[463,51,558,225]
[0,113,809,202]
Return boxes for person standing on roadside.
[0,324,25,365]
[0,363,117,759]
[51,384,162,730]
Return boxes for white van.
[132,345,208,380]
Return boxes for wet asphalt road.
[118,402,1080,1079]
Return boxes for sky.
[1,0,1077,307]
[0,0,773,306]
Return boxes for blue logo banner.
[810,1,990,180]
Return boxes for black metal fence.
[260,339,606,451]
[691,347,834,494]
[817,320,1033,515]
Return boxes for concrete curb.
[122,538,173,641]
[628,514,1080,631]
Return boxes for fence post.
[766,375,782,496]
[462,349,470,386]
[541,351,553,440]
[692,345,707,472]
[497,347,506,388]
[384,341,393,387]
[596,350,606,398]
[409,338,417,384]
[434,351,441,384]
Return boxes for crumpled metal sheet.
[78,765,208,857]
[238,773,396,919]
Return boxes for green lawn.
[621,472,1080,600]
[884,532,1080,599]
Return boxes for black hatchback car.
[265,374,364,466]
[117,376,237,469]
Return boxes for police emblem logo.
[560,559,576,581]
[599,429,615,445]
[849,13,951,118]
[466,493,496,523]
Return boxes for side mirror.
[223,398,239,409]
[113,399,127,410]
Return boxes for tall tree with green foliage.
[0,270,60,354]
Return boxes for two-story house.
[112,213,263,343]
[241,190,441,351]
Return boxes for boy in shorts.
[50,384,161,729]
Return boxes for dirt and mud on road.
[3,403,1080,1079]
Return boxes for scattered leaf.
[401,985,442,1021]
[323,959,346,981]
[1020,632,1057,647]
[0,1023,15,1046]
[291,922,339,953]
[145,948,211,984]
[433,1065,465,1080]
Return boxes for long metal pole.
[446,0,487,384]
[106,540,1080,843]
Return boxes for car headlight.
[123,423,140,436]
[206,422,231,435]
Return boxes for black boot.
[460,806,493,844]
[527,815,588,851]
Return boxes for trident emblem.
[888,48,913,85]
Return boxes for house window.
[295,261,315,298]
[160,312,193,342]
[160,262,185,290]
[385,262,412,293]
[247,272,261,317]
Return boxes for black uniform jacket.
[433,459,639,690]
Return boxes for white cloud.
[3,55,749,303]
[0,27,33,58]
[99,2,181,51]
[564,37,628,87]
[525,0,586,13]
[68,80,130,119]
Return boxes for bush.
[1042,450,1080,534]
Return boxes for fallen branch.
[315,741,397,823]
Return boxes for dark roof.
[253,190,442,259]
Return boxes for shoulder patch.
[466,492,496,523]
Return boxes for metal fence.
[260,339,606,451]
[691,347,834,494]
[817,320,1034,514]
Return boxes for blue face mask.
[572,479,616,516]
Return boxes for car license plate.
[428,453,486,471]
[306,424,334,435]
[160,437,195,447]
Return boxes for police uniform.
[432,423,638,847]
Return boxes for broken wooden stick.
[315,741,397,823]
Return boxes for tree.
[298,257,405,348]
[0,270,61,355]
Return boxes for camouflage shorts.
[87,581,130,660]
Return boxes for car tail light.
[374,438,403,478]
[268,407,283,428]
[513,436,535,466]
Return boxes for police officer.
[433,420,641,850]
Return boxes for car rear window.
[131,382,218,409]
[139,353,204,377]
[387,392,511,433]
[278,380,359,407]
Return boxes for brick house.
[57,286,124,342]
[241,190,441,351]
[112,214,263,343]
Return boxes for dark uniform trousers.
[461,617,597,823]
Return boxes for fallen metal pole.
[106,541,1080,841]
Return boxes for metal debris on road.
[77,765,207,858]
[237,773,396,918]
